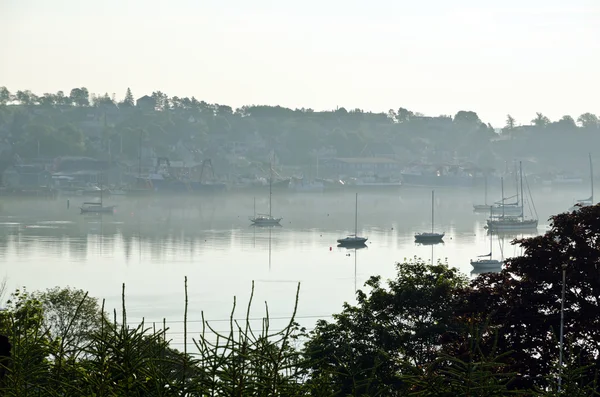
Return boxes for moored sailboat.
[80,178,116,214]
[486,162,538,231]
[337,193,368,247]
[472,208,503,269]
[250,162,282,226]
[569,153,593,212]
[415,190,445,244]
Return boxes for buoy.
[329,246,332,251]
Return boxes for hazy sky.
[2,0,599,126]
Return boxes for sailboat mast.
[515,162,519,206]
[589,153,594,203]
[501,177,505,218]
[355,192,358,236]
[431,190,434,233]
[520,161,524,222]
[269,162,273,217]
[489,206,493,256]
[138,129,142,180]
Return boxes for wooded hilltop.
[0,86,599,175]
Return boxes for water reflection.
[0,188,579,332]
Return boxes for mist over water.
[0,185,589,346]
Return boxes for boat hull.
[337,237,368,246]
[486,219,538,231]
[414,232,445,243]
[470,259,503,268]
[250,218,282,226]
[80,206,115,214]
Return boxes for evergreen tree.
[121,87,134,107]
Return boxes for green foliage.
[121,88,135,107]
[0,87,10,106]
[303,258,468,396]
[460,204,600,391]
[577,113,599,129]
[0,280,307,396]
[406,323,519,396]
[35,286,105,357]
[1,86,598,173]
[14,122,87,157]
[0,288,57,394]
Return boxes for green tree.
[55,90,69,106]
[505,114,516,130]
[454,110,481,124]
[0,288,56,394]
[15,90,37,106]
[35,287,104,357]
[69,87,89,107]
[531,112,550,127]
[304,259,468,396]
[577,112,599,129]
[396,107,413,123]
[0,87,10,105]
[151,91,169,111]
[407,325,519,396]
[460,204,600,391]
[38,93,56,107]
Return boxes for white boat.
[472,208,503,269]
[80,179,115,214]
[473,175,491,212]
[415,190,445,244]
[250,162,282,226]
[80,203,116,214]
[486,162,538,231]
[337,193,368,246]
[476,166,523,216]
[569,153,593,212]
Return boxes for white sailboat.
[337,193,368,246]
[250,162,282,226]
[80,177,116,214]
[486,161,538,231]
[473,175,491,212]
[474,167,522,216]
[472,207,503,268]
[569,153,593,212]
[415,190,445,244]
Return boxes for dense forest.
[1,86,599,173]
[2,204,600,395]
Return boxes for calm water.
[0,186,587,349]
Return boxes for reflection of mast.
[268,228,272,271]
[431,244,434,265]
[137,199,142,264]
[354,248,357,293]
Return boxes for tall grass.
[0,279,306,396]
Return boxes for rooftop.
[327,157,400,164]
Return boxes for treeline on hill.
[0,86,599,171]
[2,207,600,395]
